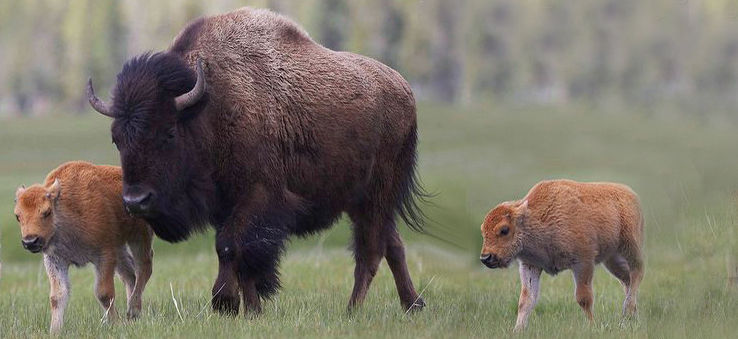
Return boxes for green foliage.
[2,1,738,116]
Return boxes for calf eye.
[499,226,510,236]
[42,210,51,218]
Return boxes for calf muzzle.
[22,236,43,253]
[480,253,502,269]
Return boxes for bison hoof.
[405,296,426,312]
[212,295,240,316]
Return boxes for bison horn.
[86,78,114,117]
[175,58,206,111]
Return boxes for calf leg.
[94,253,118,322]
[385,226,424,311]
[604,254,633,316]
[115,249,136,305]
[572,262,595,323]
[127,232,154,320]
[514,262,542,332]
[622,248,644,317]
[44,255,70,333]
[604,254,631,288]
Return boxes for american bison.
[13,161,153,332]
[86,8,427,314]
[479,179,644,331]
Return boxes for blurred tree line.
[1,0,737,117]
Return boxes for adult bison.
[87,8,427,315]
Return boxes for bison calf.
[13,161,153,333]
[479,179,644,331]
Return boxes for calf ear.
[513,200,529,225]
[46,179,61,202]
[15,185,26,201]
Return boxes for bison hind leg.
[346,208,423,312]
[385,225,424,311]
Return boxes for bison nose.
[123,190,154,216]
[22,236,43,253]
[480,253,492,264]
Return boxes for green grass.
[0,103,737,337]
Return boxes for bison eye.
[499,226,510,236]
[167,128,176,140]
[42,210,51,218]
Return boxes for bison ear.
[46,179,61,202]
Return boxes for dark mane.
[112,52,196,119]
[110,52,214,242]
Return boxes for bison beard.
[143,168,216,243]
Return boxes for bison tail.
[395,126,434,233]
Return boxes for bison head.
[480,200,528,269]
[14,180,61,253]
[87,53,213,242]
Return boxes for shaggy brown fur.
[14,161,153,333]
[88,7,426,315]
[480,179,644,331]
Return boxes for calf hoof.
[404,296,426,312]
[212,294,240,316]
[126,308,140,320]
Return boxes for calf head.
[480,200,528,269]
[13,180,62,253]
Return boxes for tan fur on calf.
[14,161,153,333]
[480,179,644,331]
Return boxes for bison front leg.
[234,219,289,316]
[212,231,241,316]
[239,276,262,315]
[514,262,542,332]
[216,187,294,317]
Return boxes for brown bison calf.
[14,161,153,333]
[479,179,644,331]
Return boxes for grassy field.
[0,103,736,338]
